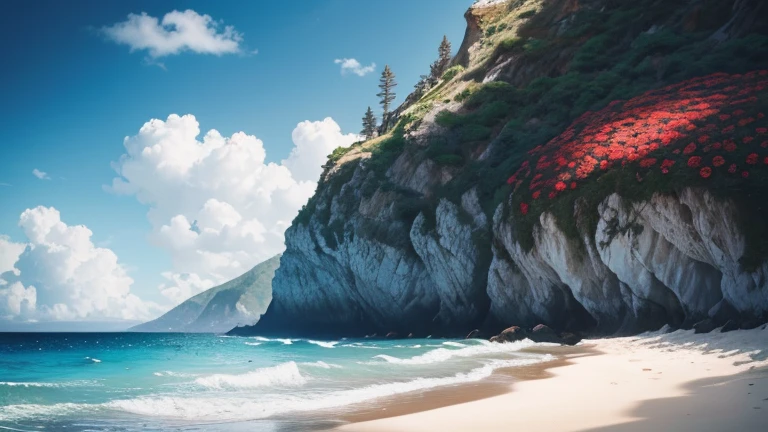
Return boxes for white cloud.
[32,169,49,180]
[102,10,243,58]
[0,207,161,321]
[334,58,376,77]
[283,118,360,182]
[108,114,359,304]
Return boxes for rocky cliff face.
[243,0,768,338]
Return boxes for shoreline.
[336,344,596,424]
[336,326,768,432]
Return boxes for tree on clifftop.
[361,106,377,139]
[436,35,452,77]
[426,36,453,87]
[377,65,397,131]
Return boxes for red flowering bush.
[520,202,529,215]
[507,71,768,215]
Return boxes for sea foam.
[372,339,539,365]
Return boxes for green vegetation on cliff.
[299,0,768,267]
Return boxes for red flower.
[700,167,712,178]
[600,160,609,170]
[724,141,737,152]
[662,168,670,174]
[712,142,722,150]
[683,143,697,154]
[697,135,710,144]
[746,153,759,165]
[570,182,577,190]
[757,127,767,134]
[555,181,567,192]
[532,191,541,200]
[661,159,676,169]
[639,158,657,168]
[762,141,768,148]
[728,163,738,174]
[520,202,529,215]
[764,156,768,165]
[742,171,750,178]
[743,136,755,144]
[673,149,681,155]
[687,156,702,168]
[548,191,557,200]
[712,156,726,167]
[507,176,516,185]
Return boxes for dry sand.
[337,326,768,432]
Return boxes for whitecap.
[307,340,338,348]
[194,361,306,389]
[301,361,342,369]
[442,341,467,348]
[372,338,540,365]
[252,336,293,345]
[244,342,262,346]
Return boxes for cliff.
[133,255,279,333]
[235,0,768,338]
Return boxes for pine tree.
[437,35,452,77]
[377,65,397,130]
[361,106,377,139]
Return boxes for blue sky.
[0,0,471,326]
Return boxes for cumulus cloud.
[101,10,243,58]
[32,169,49,180]
[108,114,359,304]
[334,58,376,77]
[0,236,25,284]
[0,207,161,321]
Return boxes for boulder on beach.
[721,320,740,333]
[559,332,582,346]
[529,324,562,343]
[693,318,717,334]
[489,326,527,343]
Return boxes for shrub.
[442,65,465,81]
[498,37,526,53]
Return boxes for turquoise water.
[0,333,554,431]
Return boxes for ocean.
[0,333,554,431]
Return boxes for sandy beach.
[338,326,768,432]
